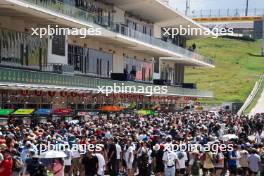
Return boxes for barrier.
[237,74,264,116]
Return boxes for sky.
[170,0,264,12]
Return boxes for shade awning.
[99,106,125,112]
[53,108,73,116]
[138,109,155,115]
[0,109,14,116]
[34,109,52,116]
[13,109,35,115]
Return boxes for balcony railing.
[0,67,213,97]
[18,0,213,65]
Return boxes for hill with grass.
[185,37,264,104]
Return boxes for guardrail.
[0,67,214,97]
[18,0,213,66]
[237,74,264,116]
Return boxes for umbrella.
[222,134,238,141]
[99,105,125,112]
[38,150,67,158]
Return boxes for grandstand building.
[0,0,214,111]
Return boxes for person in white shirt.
[175,151,188,176]
[64,145,73,176]
[256,130,264,143]
[95,151,106,176]
[125,140,134,176]
[71,148,81,176]
[247,149,261,176]
[162,146,177,176]
[147,145,153,176]
[115,138,122,174]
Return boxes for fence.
[189,9,264,18]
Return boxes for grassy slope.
[185,38,264,104]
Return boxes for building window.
[52,35,65,56]
[68,45,84,72]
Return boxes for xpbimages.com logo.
[31,25,102,38]
[162,25,234,38]
[97,83,168,96]
[155,142,234,154]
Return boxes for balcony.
[0,67,213,98]
[14,0,213,66]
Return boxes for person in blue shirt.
[228,145,241,176]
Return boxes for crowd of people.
[0,110,263,176]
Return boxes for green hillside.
[185,37,264,104]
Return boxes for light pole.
[185,0,191,16]
[261,15,264,56]
[245,0,249,16]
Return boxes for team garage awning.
[13,109,35,115]
[34,109,52,116]
[0,109,14,116]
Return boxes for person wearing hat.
[137,141,149,176]
[188,150,201,176]
[153,143,165,176]
[162,144,177,176]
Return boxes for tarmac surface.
[250,88,264,116]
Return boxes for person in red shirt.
[0,150,13,176]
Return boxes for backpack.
[12,157,23,172]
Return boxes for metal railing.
[0,67,213,97]
[19,0,213,65]
[189,8,264,18]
